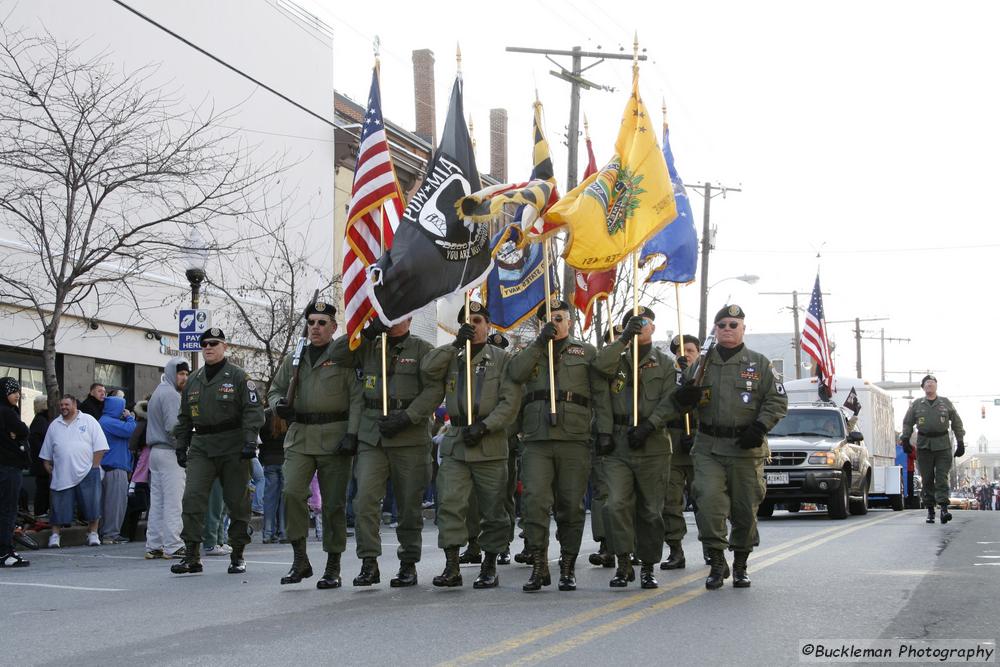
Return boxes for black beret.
[669,334,701,355]
[199,327,225,345]
[536,297,571,320]
[487,332,509,348]
[621,306,656,329]
[305,301,336,319]
[920,374,937,387]
[458,301,490,324]
[714,304,745,323]
[603,324,624,344]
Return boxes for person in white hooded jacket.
[144,358,190,559]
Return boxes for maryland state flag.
[545,70,676,272]
[367,75,487,324]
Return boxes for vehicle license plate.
[766,472,789,485]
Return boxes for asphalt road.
[3,508,997,666]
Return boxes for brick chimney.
[489,108,508,182]
[412,49,436,146]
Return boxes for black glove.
[463,421,488,447]
[679,432,695,454]
[534,322,557,347]
[674,382,702,409]
[619,316,644,343]
[594,433,615,456]
[901,441,913,455]
[175,447,188,469]
[676,355,689,371]
[274,398,295,421]
[627,420,655,450]
[378,410,412,438]
[452,323,476,349]
[736,421,768,450]
[362,319,388,341]
[336,433,358,456]
[955,441,965,458]
[240,442,257,460]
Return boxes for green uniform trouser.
[604,453,669,563]
[202,480,226,546]
[437,457,509,552]
[917,448,953,506]
[354,444,429,562]
[692,450,765,553]
[181,452,251,548]
[283,449,353,554]
[663,463,694,545]
[467,450,517,545]
[590,452,608,542]
[521,440,590,556]
[464,488,480,544]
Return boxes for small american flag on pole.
[342,65,404,349]
[801,274,835,393]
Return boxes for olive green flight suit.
[423,343,522,553]
[594,341,680,563]
[691,345,787,553]
[508,337,613,557]
[268,339,361,555]
[175,360,264,548]
[902,396,964,506]
[333,334,442,563]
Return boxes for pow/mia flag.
[367,74,487,324]
[843,386,862,415]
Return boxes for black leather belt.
[364,398,412,411]
[295,411,348,425]
[698,423,746,438]
[613,414,636,426]
[194,420,241,435]
[918,430,948,437]
[523,390,590,408]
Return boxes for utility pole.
[689,182,742,340]
[828,316,889,378]
[860,328,910,382]
[761,288,830,379]
[505,45,645,311]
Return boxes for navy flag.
[484,226,555,331]
[367,75,487,324]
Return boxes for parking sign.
[178,309,211,351]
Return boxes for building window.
[94,362,125,391]
[0,365,45,424]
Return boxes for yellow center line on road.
[437,516,892,667]
[507,512,903,666]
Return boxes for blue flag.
[484,226,554,331]
[639,125,697,283]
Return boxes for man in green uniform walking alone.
[269,301,361,589]
[171,328,264,576]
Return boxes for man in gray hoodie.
[144,358,190,559]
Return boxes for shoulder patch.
[246,380,257,390]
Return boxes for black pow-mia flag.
[843,386,862,415]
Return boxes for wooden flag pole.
[632,251,640,427]
[465,291,473,422]
[542,242,557,425]
[675,283,691,436]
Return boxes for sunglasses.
[203,340,223,347]
[307,319,332,327]
[716,321,740,330]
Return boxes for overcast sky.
[303,0,1000,445]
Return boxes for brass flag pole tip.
[456,43,462,71]
[373,35,380,58]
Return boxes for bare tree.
[0,28,281,407]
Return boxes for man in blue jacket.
[98,395,137,544]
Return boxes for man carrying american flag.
[800,274,835,398]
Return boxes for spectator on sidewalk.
[1,377,31,568]
[121,399,151,542]
[79,383,106,421]
[202,480,231,556]
[145,358,189,559]
[98,394,137,544]
[250,457,265,517]
[28,395,51,517]
[39,395,109,548]
[259,408,287,543]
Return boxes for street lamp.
[700,274,759,339]
[184,228,208,371]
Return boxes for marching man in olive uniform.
[900,374,965,524]
[423,302,522,588]
[171,328,264,576]
[333,318,443,588]
[674,306,787,590]
[268,301,361,589]
[594,307,681,589]
[508,298,613,592]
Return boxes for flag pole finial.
[468,114,476,151]
[456,43,462,73]
[633,31,640,75]
[583,114,590,141]
[662,97,668,132]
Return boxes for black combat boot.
[609,554,635,588]
[228,543,247,574]
[514,545,534,564]
[473,552,499,589]
[390,561,418,587]
[660,541,686,570]
[588,540,615,568]
[522,550,551,591]
[705,549,731,590]
[558,552,577,591]
[926,506,936,524]
[433,547,463,587]
[940,503,952,524]
[280,539,313,584]
[497,548,512,565]
[459,539,482,564]
[732,551,751,588]
[316,552,342,589]
[352,557,380,586]
[640,562,658,589]
[170,542,203,574]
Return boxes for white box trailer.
[782,375,903,510]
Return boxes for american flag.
[342,67,404,349]
[801,274,835,392]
